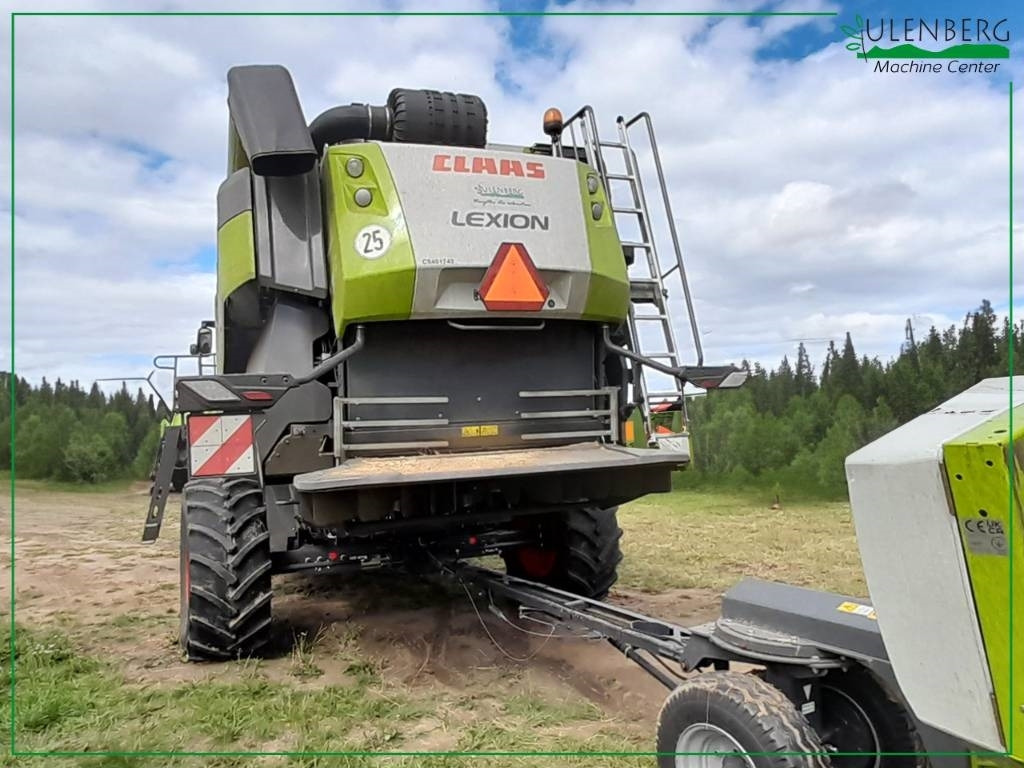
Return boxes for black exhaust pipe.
[309,104,391,152]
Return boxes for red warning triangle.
[479,242,549,311]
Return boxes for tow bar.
[443,564,969,768]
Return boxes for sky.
[3,0,1021,398]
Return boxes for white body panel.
[377,143,593,316]
[845,377,1023,750]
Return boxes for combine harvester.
[145,65,1021,765]
[145,64,743,658]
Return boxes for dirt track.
[3,483,722,734]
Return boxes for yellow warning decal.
[837,601,877,620]
[461,425,499,438]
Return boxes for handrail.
[619,112,703,366]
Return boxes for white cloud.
[3,1,1017,386]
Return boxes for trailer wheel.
[656,671,828,768]
[503,506,623,599]
[818,668,922,768]
[179,477,273,661]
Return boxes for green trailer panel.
[943,405,1024,762]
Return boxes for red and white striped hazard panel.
[188,414,255,477]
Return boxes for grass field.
[1,479,861,766]
[619,487,863,595]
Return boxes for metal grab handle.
[94,370,170,413]
[447,320,546,332]
[293,325,365,385]
[602,325,682,379]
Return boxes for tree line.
[684,299,1022,497]
[0,375,163,483]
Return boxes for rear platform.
[293,441,689,491]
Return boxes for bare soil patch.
[3,482,722,727]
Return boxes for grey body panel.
[375,143,594,317]
[264,483,301,552]
[252,171,329,298]
[252,380,333,461]
[292,442,688,492]
[719,579,885,662]
[226,65,316,176]
[716,579,975,762]
[245,298,328,376]
[341,320,596,448]
[217,168,253,229]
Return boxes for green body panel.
[323,144,416,336]
[216,211,257,374]
[972,755,1023,768]
[577,164,630,322]
[217,211,257,300]
[159,413,184,437]
[943,405,1023,760]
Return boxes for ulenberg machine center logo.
[843,15,1010,74]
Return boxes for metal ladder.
[561,107,703,445]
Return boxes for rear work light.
[180,379,240,403]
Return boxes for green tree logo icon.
[842,15,867,61]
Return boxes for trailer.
[437,377,1022,768]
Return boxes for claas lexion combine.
[144,65,745,661]
[137,66,1024,764]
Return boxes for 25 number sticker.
[354,224,391,259]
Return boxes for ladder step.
[646,391,683,399]
[634,314,668,320]
[629,279,664,305]
[620,240,652,249]
[599,140,626,149]
[613,206,643,215]
[605,173,635,181]
[645,354,678,361]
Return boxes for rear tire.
[503,506,623,599]
[179,477,273,661]
[817,667,922,768]
[656,671,829,768]
[388,88,488,147]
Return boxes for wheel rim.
[819,684,882,768]
[674,723,756,768]
[514,547,558,579]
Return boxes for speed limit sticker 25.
[354,224,392,259]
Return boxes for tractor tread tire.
[656,671,829,768]
[563,506,623,597]
[504,506,623,599]
[388,88,487,148]
[820,667,923,768]
[180,477,272,661]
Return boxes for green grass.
[2,622,645,763]
[4,624,425,758]
[0,469,138,494]
[617,488,864,595]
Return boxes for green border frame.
[4,7,1015,765]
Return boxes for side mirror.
[195,326,213,356]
